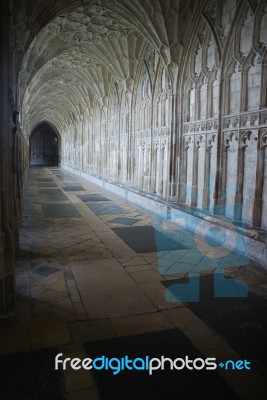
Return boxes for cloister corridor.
[1,0,267,399]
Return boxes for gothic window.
[74,127,77,147]
[247,58,261,110]
[240,10,254,57]
[222,0,236,36]
[136,110,139,131]
[229,63,241,114]
[155,100,159,127]
[189,87,195,121]
[125,114,129,133]
[194,45,202,75]
[145,106,151,129]
[146,79,151,98]
[260,6,267,46]
[142,80,146,100]
[212,78,220,117]
[207,40,216,71]
[162,101,166,126]
[200,84,207,119]
[160,69,165,92]
[141,72,151,102]
[121,115,124,134]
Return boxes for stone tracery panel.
[247,57,262,111]
[182,21,219,211]
[229,63,241,114]
[241,130,258,224]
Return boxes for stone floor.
[1,166,267,399]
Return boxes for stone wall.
[58,1,267,230]
[0,1,29,315]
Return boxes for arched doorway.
[29,123,60,166]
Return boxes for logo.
[55,354,251,374]
[153,177,250,301]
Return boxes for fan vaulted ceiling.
[18,0,182,136]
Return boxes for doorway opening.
[29,123,60,166]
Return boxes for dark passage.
[29,123,60,166]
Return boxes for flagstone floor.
[1,166,267,400]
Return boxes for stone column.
[212,73,223,214]
[126,89,133,183]
[0,0,16,314]
[179,135,192,204]
[220,131,237,215]
[150,142,158,192]
[169,93,179,197]
[191,135,201,207]
[252,130,267,226]
[202,134,215,209]
[234,131,249,221]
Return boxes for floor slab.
[69,259,157,318]
[112,226,188,253]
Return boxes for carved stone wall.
[46,0,267,228]
[179,0,267,229]
[17,1,267,225]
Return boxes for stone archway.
[29,123,60,166]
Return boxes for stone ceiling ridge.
[18,0,183,135]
